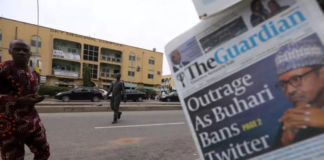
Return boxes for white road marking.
[95,122,185,129]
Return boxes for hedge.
[136,88,157,95]
[38,86,71,96]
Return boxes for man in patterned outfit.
[0,40,50,160]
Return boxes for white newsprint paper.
[192,0,242,19]
[165,0,324,160]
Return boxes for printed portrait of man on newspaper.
[273,36,324,149]
[250,0,291,27]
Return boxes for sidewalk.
[35,103,182,113]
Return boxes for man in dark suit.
[107,73,126,124]
[273,38,324,149]
[171,50,190,73]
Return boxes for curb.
[35,105,183,113]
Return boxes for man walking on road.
[0,40,50,159]
[107,73,126,124]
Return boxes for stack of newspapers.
[165,0,324,160]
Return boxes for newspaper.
[165,0,324,159]
[192,0,242,19]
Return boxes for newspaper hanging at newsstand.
[165,0,324,159]
[192,0,241,19]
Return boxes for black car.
[55,87,104,102]
[108,89,146,102]
[160,92,179,102]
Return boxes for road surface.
[40,99,181,105]
[24,111,198,160]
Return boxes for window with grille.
[85,63,98,79]
[68,48,77,53]
[54,46,61,50]
[31,40,42,47]
[128,67,135,77]
[148,70,154,79]
[129,53,135,61]
[101,68,110,77]
[83,44,99,62]
[149,58,155,65]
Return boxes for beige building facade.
[0,18,163,89]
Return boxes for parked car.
[160,92,179,102]
[100,89,108,100]
[107,89,146,102]
[55,87,104,102]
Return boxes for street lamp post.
[36,0,39,57]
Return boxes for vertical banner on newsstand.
[165,0,324,160]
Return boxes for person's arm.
[107,82,113,97]
[122,82,126,103]
[0,65,42,105]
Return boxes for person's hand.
[17,94,44,105]
[280,105,324,129]
[281,121,298,146]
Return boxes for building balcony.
[100,63,121,80]
[101,55,122,63]
[52,59,81,78]
[53,50,81,61]
[100,73,116,79]
[101,48,122,64]
[53,69,79,78]
[53,39,81,61]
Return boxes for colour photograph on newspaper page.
[165,0,324,160]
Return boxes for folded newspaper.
[192,0,242,19]
[165,0,324,159]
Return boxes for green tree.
[83,64,91,87]
[169,86,172,92]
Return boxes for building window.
[0,29,2,41]
[85,63,98,79]
[149,57,155,65]
[101,67,110,78]
[128,67,135,77]
[83,44,99,62]
[129,53,135,61]
[148,70,154,79]
[114,70,120,74]
[68,48,77,53]
[30,36,42,47]
[54,46,61,50]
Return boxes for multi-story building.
[158,75,176,93]
[0,18,163,90]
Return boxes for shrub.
[38,86,71,96]
[136,88,157,95]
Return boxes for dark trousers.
[110,96,121,118]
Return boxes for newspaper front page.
[165,0,324,159]
[192,0,242,19]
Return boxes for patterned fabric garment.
[0,61,50,160]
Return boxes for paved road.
[40,99,181,105]
[25,111,198,160]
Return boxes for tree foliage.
[83,64,92,87]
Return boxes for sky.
[0,0,200,75]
